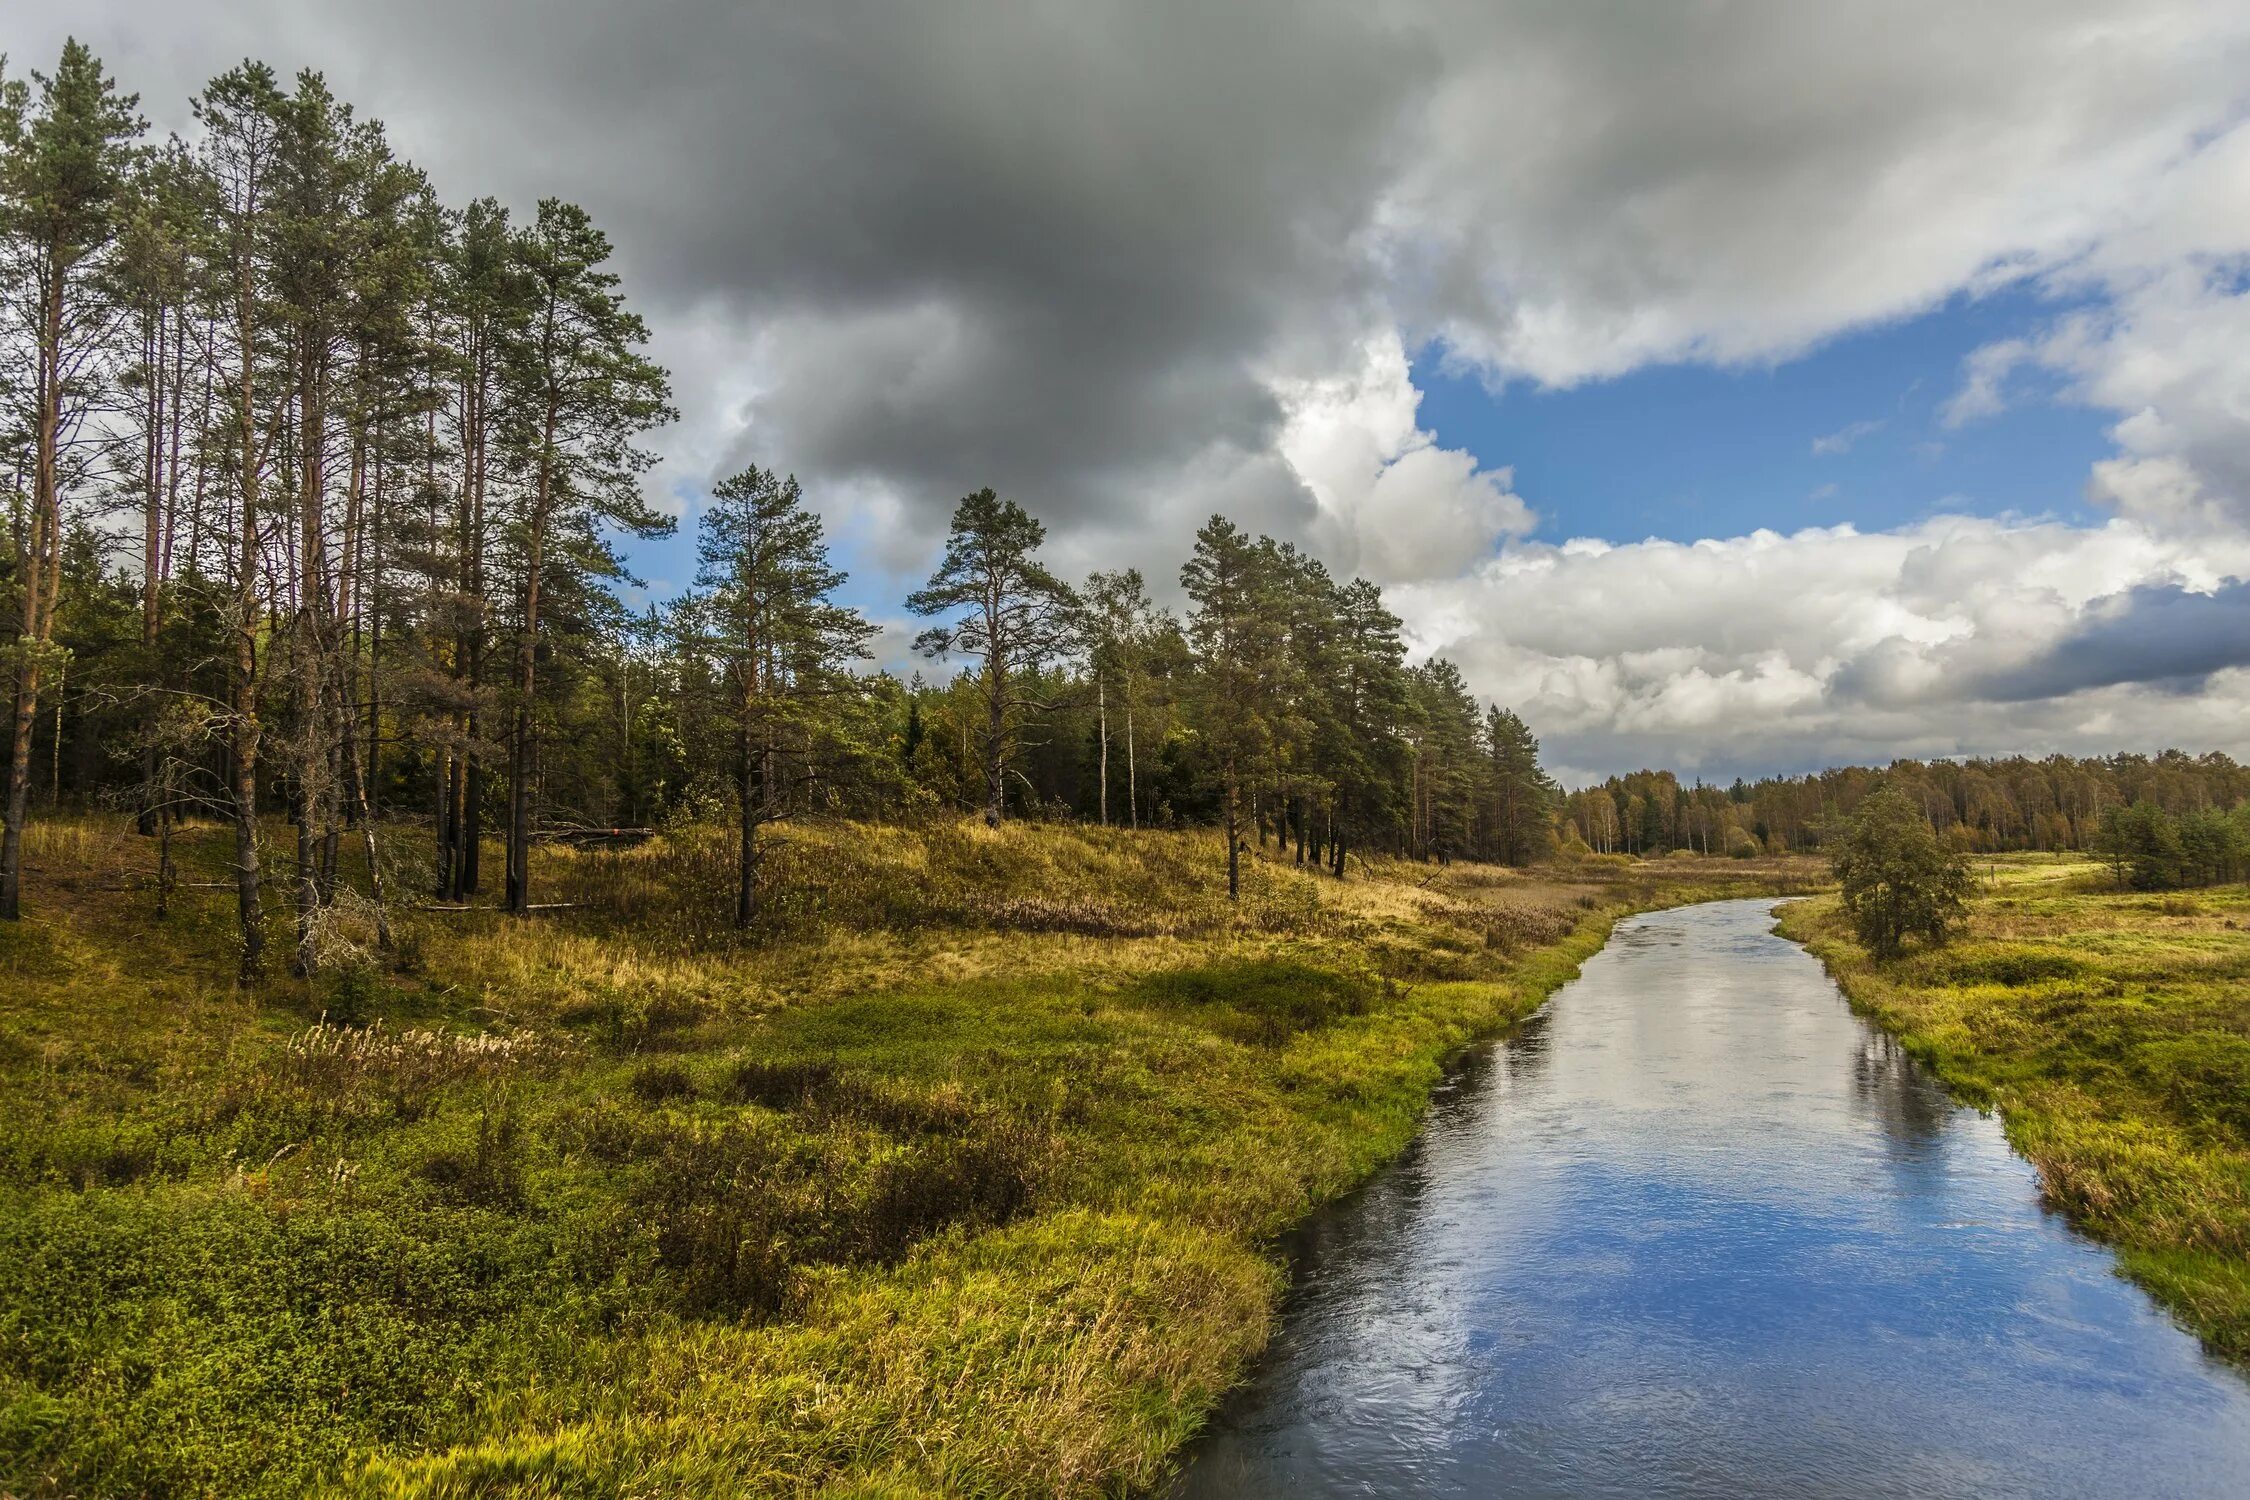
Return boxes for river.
[1171,898,2250,1498]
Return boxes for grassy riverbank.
[0,817,1815,1498]
[1779,856,2250,1364]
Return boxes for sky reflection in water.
[1173,899,2250,1500]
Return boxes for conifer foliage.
[0,38,1570,958]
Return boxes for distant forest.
[1565,752,2250,861]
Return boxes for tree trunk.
[1224,756,1240,901]
[508,389,559,913]
[433,743,454,900]
[1097,672,1108,827]
[293,349,328,977]
[983,656,1005,829]
[154,782,176,921]
[232,226,266,981]
[337,674,391,950]
[460,750,483,895]
[138,306,167,836]
[1125,694,1137,831]
[47,664,64,806]
[0,274,67,921]
[454,364,487,899]
[364,446,384,820]
[737,716,758,931]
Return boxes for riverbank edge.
[1772,895,2250,1368]
[1153,883,1813,1491]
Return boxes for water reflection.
[1499,1004,1554,1086]
[1173,899,2250,1500]
[1852,1032,1951,1148]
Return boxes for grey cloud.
[1981,582,2250,701]
[33,1,1427,534]
[41,0,2250,540]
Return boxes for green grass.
[0,815,1814,1497]
[1778,853,2250,1363]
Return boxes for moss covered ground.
[0,817,1813,1498]
[1779,854,2250,1365]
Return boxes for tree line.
[0,41,1562,976]
[1562,750,2250,860]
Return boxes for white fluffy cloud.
[1386,1,2250,386]
[1273,333,1534,584]
[1391,516,2250,781]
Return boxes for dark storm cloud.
[22,1,1432,524]
[28,0,2250,536]
[1982,582,2250,702]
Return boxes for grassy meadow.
[1780,855,2250,1364]
[0,816,1814,1498]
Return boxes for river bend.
[1174,899,2250,1499]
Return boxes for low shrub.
[1125,959,1375,1045]
[1922,948,2086,988]
[418,1098,529,1208]
[628,1062,699,1105]
[726,1057,839,1110]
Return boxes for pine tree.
[906,488,1077,828]
[436,196,523,901]
[1484,705,1556,866]
[679,466,873,928]
[1316,576,1410,877]
[192,61,289,977]
[0,39,143,920]
[1181,516,1293,899]
[497,198,674,913]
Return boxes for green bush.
[1832,783,1972,958]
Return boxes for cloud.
[1811,419,1884,456]
[1387,2,2250,386]
[1273,332,1534,584]
[1390,514,2250,777]
[1940,339,2032,427]
[24,1,2250,775]
[1980,581,2250,701]
[41,1,2250,507]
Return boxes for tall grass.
[0,812,1816,1497]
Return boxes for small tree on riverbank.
[1833,783,1971,958]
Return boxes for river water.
[1172,899,2250,1499]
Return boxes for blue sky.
[1414,287,2112,548]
